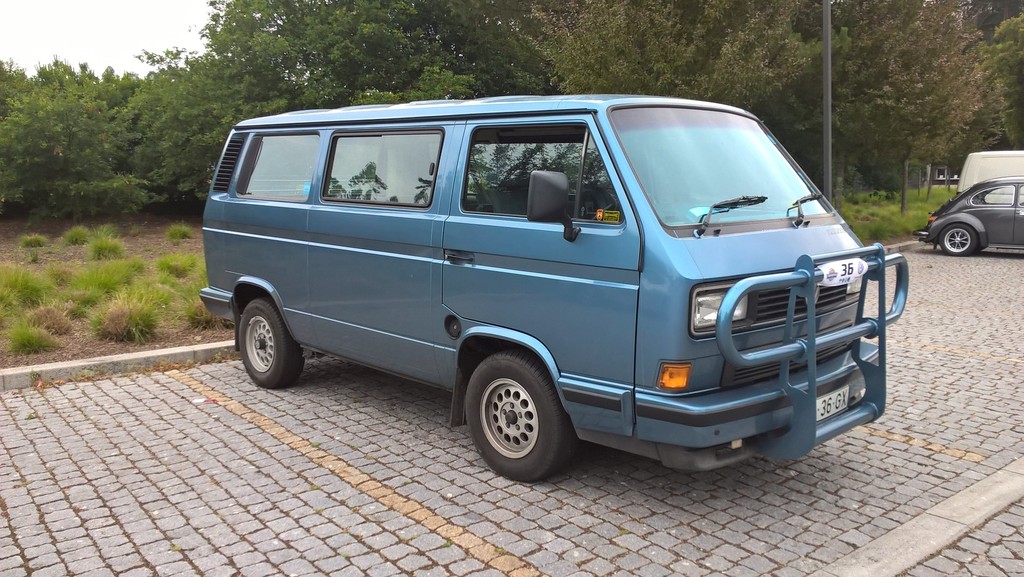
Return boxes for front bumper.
[634,345,873,450]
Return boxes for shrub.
[88,236,125,260]
[26,250,40,264]
[19,234,47,248]
[166,223,193,245]
[0,288,16,327]
[7,321,58,354]
[156,254,198,279]
[92,292,158,343]
[0,266,52,307]
[91,224,121,238]
[29,304,73,335]
[68,289,104,318]
[46,264,74,287]
[62,225,90,246]
[70,259,146,296]
[184,298,233,330]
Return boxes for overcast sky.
[1,0,211,76]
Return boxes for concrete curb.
[809,457,1024,577]
[0,340,236,392]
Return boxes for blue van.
[202,95,908,481]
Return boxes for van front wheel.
[239,298,304,389]
[466,350,577,482]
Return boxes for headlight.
[692,289,748,332]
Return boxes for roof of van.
[965,150,1024,158]
[234,95,754,129]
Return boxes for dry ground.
[0,214,233,370]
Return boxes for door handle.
[444,250,474,264]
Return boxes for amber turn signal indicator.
[657,363,692,391]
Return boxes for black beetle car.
[914,176,1024,256]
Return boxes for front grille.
[751,284,850,323]
[722,340,851,388]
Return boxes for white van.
[958,151,1024,191]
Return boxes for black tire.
[239,298,304,389]
[939,224,978,256]
[466,350,578,482]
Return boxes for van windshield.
[610,107,827,227]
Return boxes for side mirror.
[527,170,580,242]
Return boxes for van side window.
[324,132,442,206]
[237,134,320,201]
[971,185,1015,206]
[464,125,622,223]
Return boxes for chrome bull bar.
[715,243,909,459]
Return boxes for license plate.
[816,386,849,421]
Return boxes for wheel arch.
[231,277,291,347]
[449,326,561,427]
[938,216,988,248]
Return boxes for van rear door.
[306,126,457,384]
[441,117,641,435]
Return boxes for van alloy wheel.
[465,350,578,482]
[480,378,539,459]
[239,298,304,389]
[245,315,275,373]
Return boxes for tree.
[829,0,986,212]
[542,0,809,110]
[985,15,1024,147]
[130,0,553,202]
[0,61,147,218]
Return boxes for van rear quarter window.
[324,132,442,206]
[237,134,320,201]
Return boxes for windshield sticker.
[596,209,621,223]
[817,258,868,287]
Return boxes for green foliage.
[19,234,47,248]
[841,186,957,242]
[62,225,90,246]
[184,298,232,330]
[91,291,158,343]
[46,264,73,287]
[91,223,121,238]
[155,253,198,278]
[70,259,146,295]
[166,223,193,244]
[0,61,149,218]
[985,15,1024,147]
[88,236,125,260]
[7,321,58,354]
[543,0,807,107]
[0,266,52,306]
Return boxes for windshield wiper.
[695,195,768,237]
[787,192,823,228]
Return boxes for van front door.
[441,118,641,436]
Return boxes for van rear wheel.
[239,298,304,389]
[466,350,577,482]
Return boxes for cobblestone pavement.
[2,245,1023,577]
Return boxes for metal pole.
[823,0,833,201]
